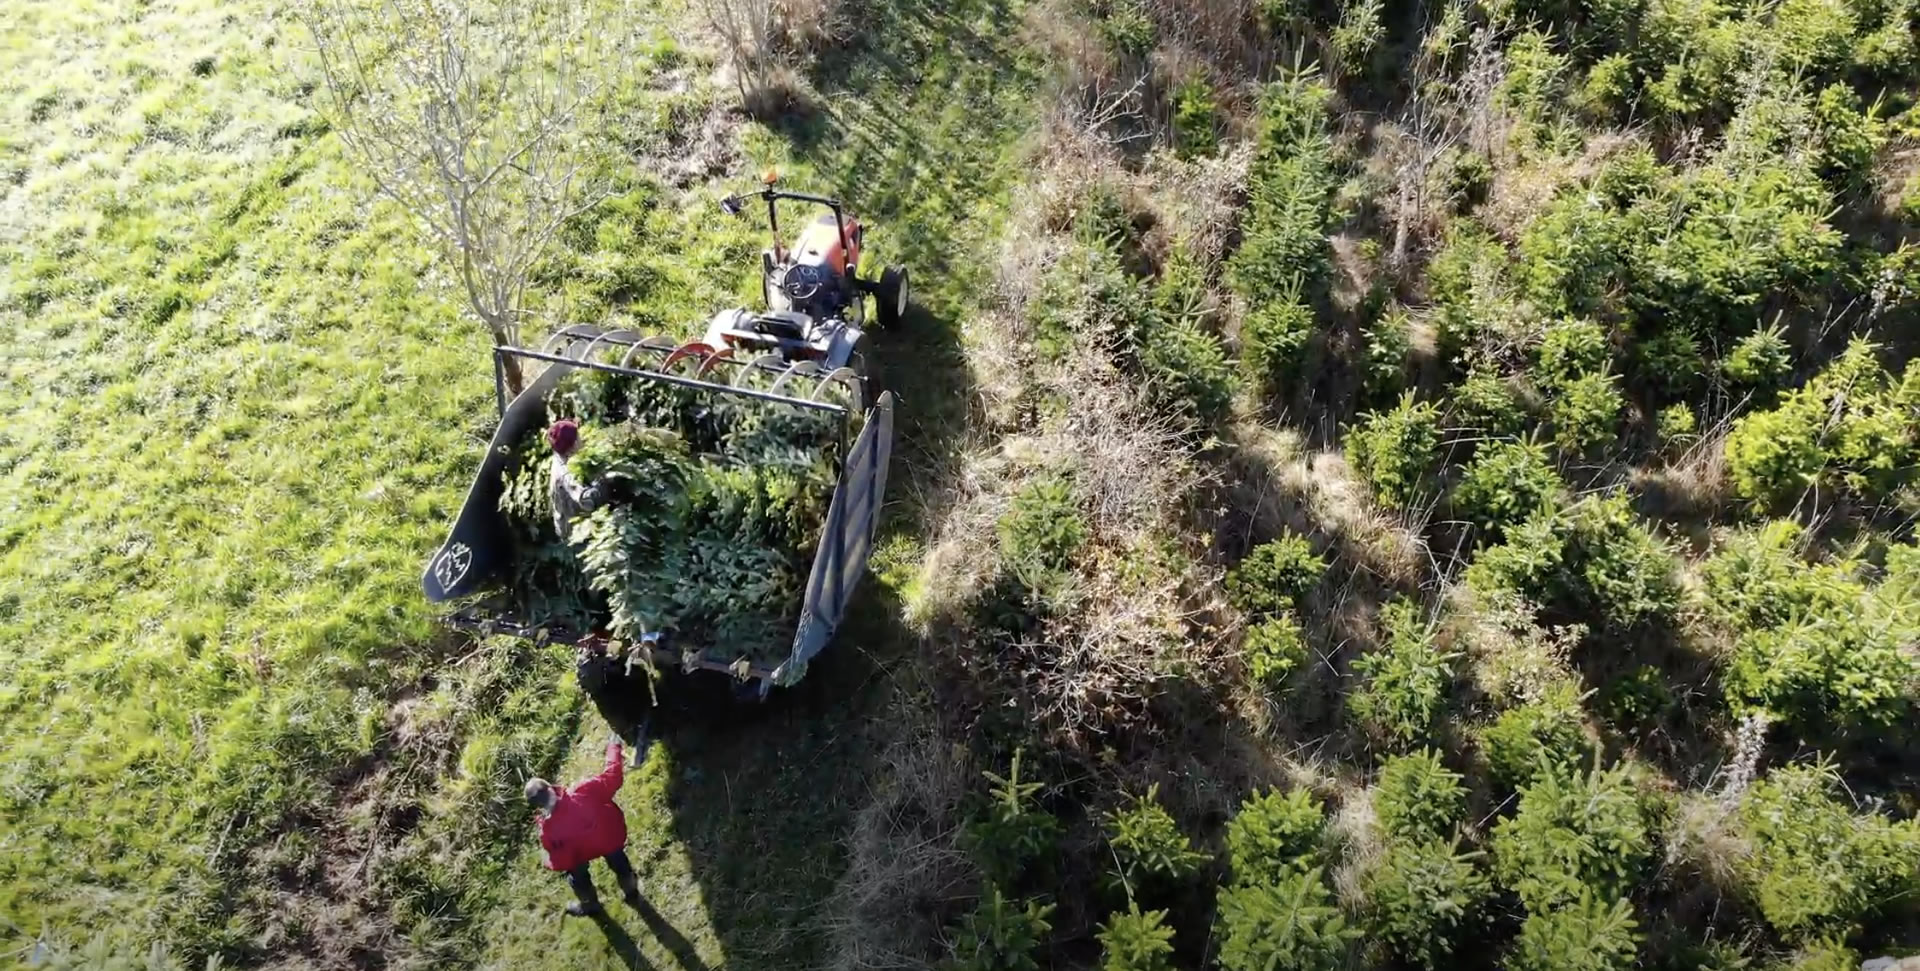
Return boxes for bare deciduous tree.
[304,0,631,393]
[697,0,780,106]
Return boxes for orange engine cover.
[792,213,862,274]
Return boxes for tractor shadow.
[644,581,922,969]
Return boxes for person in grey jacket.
[546,419,605,541]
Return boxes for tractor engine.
[770,212,864,320]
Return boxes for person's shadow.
[585,898,711,971]
[586,911,653,971]
[634,896,711,971]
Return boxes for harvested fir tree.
[496,363,848,666]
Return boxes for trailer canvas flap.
[786,391,894,682]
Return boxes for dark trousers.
[565,848,636,906]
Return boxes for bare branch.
[302,0,633,392]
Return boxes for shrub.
[1536,319,1612,386]
[1467,516,1568,612]
[961,750,1062,886]
[1103,784,1208,892]
[947,884,1055,971]
[1703,524,1916,730]
[1151,246,1210,329]
[1558,495,1679,627]
[1500,30,1571,136]
[1366,838,1492,970]
[1244,613,1309,687]
[1724,612,1915,731]
[1443,149,1492,211]
[1786,940,1863,971]
[1467,495,1679,632]
[1226,787,1326,885]
[1227,533,1326,618]
[1509,894,1640,971]
[1230,73,1336,300]
[1448,368,1527,436]
[1700,521,1857,633]
[1579,54,1635,122]
[1453,439,1561,541]
[1331,0,1386,68]
[1372,748,1466,842]
[1812,83,1885,189]
[1072,184,1143,254]
[1723,391,1826,508]
[1520,194,1641,322]
[1631,325,1706,398]
[1721,326,1792,388]
[1594,145,1668,207]
[1737,762,1920,940]
[1481,680,1593,789]
[1362,307,1412,402]
[1491,763,1654,913]
[1726,340,1918,507]
[1601,665,1672,726]
[1656,403,1697,450]
[1171,75,1219,159]
[999,476,1087,599]
[1348,395,1443,509]
[1549,370,1623,455]
[1215,868,1353,971]
[1140,315,1236,428]
[1349,600,1456,747]
[1241,288,1315,399]
[1879,540,1920,640]
[1639,0,1742,117]
[1097,905,1176,971]
[1428,223,1521,361]
[1856,3,1918,75]
[1092,0,1154,57]
[1631,163,1842,337]
[1029,246,1134,359]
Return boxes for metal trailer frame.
[424,324,895,697]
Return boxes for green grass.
[0,0,1038,966]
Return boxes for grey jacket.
[550,454,605,541]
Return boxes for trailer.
[421,321,895,697]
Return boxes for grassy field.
[0,0,1036,966]
[13,0,1920,967]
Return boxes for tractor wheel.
[876,265,909,327]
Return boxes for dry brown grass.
[1329,782,1387,910]
[1142,140,1254,265]
[1231,425,1429,588]
[913,347,1232,745]
[1450,587,1584,707]
[1633,422,1735,528]
[774,0,852,53]
[1480,130,1646,241]
[916,113,1251,745]
[824,692,976,971]
[1662,788,1755,903]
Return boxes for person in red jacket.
[524,740,641,916]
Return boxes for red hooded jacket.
[536,743,628,872]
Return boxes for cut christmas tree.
[496,362,854,668]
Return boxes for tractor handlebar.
[720,182,852,269]
[720,186,844,216]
